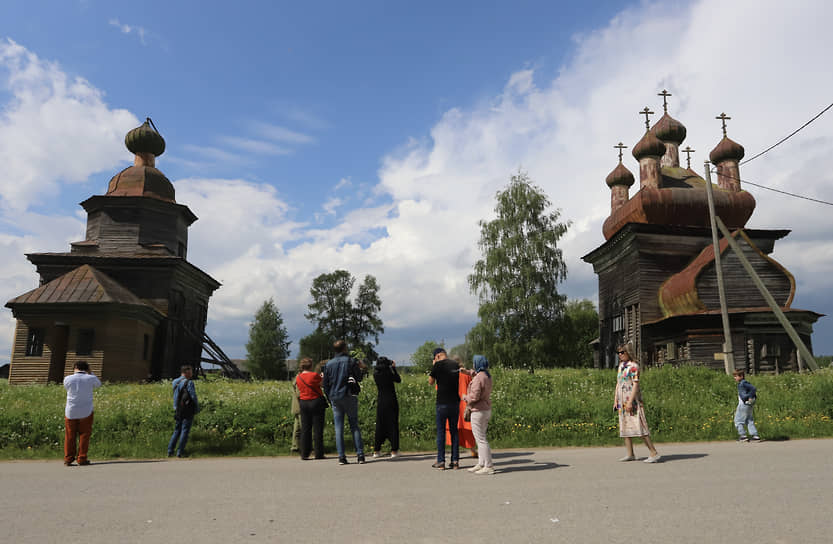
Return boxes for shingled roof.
[6,264,150,307]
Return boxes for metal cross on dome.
[658,90,672,113]
[614,142,628,162]
[716,112,731,136]
[639,107,654,130]
[682,146,695,169]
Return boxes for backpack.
[346,359,361,396]
[176,380,196,419]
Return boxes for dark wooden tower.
[583,93,821,372]
[5,119,222,383]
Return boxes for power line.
[740,101,833,166]
[709,170,833,206]
[701,101,833,205]
[741,178,833,206]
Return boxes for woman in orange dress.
[446,356,476,456]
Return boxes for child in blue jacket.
[733,369,760,442]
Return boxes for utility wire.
[740,101,833,166]
[709,170,833,207]
[703,101,833,205]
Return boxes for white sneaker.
[618,455,636,462]
[467,464,483,473]
[372,452,381,459]
[475,466,495,475]
[390,451,400,459]
[643,455,661,463]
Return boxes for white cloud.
[250,121,316,144]
[108,18,147,46]
[0,39,138,213]
[221,136,292,156]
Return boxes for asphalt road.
[1,439,831,543]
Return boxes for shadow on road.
[655,453,708,462]
[493,455,566,473]
[87,459,166,466]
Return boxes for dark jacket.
[737,379,757,402]
[323,354,363,402]
[374,364,401,406]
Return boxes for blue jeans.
[734,402,758,437]
[436,403,459,463]
[331,396,364,458]
[168,417,193,456]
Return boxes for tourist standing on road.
[614,344,660,463]
[463,354,494,475]
[168,365,199,458]
[428,347,460,469]
[323,340,366,465]
[63,360,101,466]
[447,356,476,458]
[296,357,327,460]
[733,369,760,442]
[290,377,302,454]
[372,356,401,458]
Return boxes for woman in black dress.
[372,356,401,458]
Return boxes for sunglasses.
[617,351,626,355]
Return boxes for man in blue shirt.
[322,340,366,465]
[168,365,199,458]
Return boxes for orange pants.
[64,412,94,463]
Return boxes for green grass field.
[2,366,832,460]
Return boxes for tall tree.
[468,171,570,368]
[305,270,354,341]
[552,299,599,367]
[305,270,384,360]
[352,275,384,360]
[245,298,291,379]
[298,329,333,363]
[410,340,443,374]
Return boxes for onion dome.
[653,112,687,144]
[106,118,175,202]
[106,166,175,202]
[125,118,166,156]
[709,136,745,164]
[632,130,666,160]
[606,162,635,188]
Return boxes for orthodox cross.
[658,89,672,113]
[639,107,654,130]
[716,112,731,136]
[682,146,695,169]
[614,142,628,162]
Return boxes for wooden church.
[5,120,227,383]
[583,92,821,372]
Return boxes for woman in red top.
[296,357,327,460]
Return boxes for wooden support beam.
[714,217,818,371]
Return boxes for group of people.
[60,341,759,467]
[290,341,496,472]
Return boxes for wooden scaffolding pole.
[714,216,818,371]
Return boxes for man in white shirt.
[63,360,101,466]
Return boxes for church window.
[143,334,150,360]
[76,329,95,355]
[25,328,44,356]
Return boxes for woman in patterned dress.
[614,344,661,463]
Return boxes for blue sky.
[1,0,832,364]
